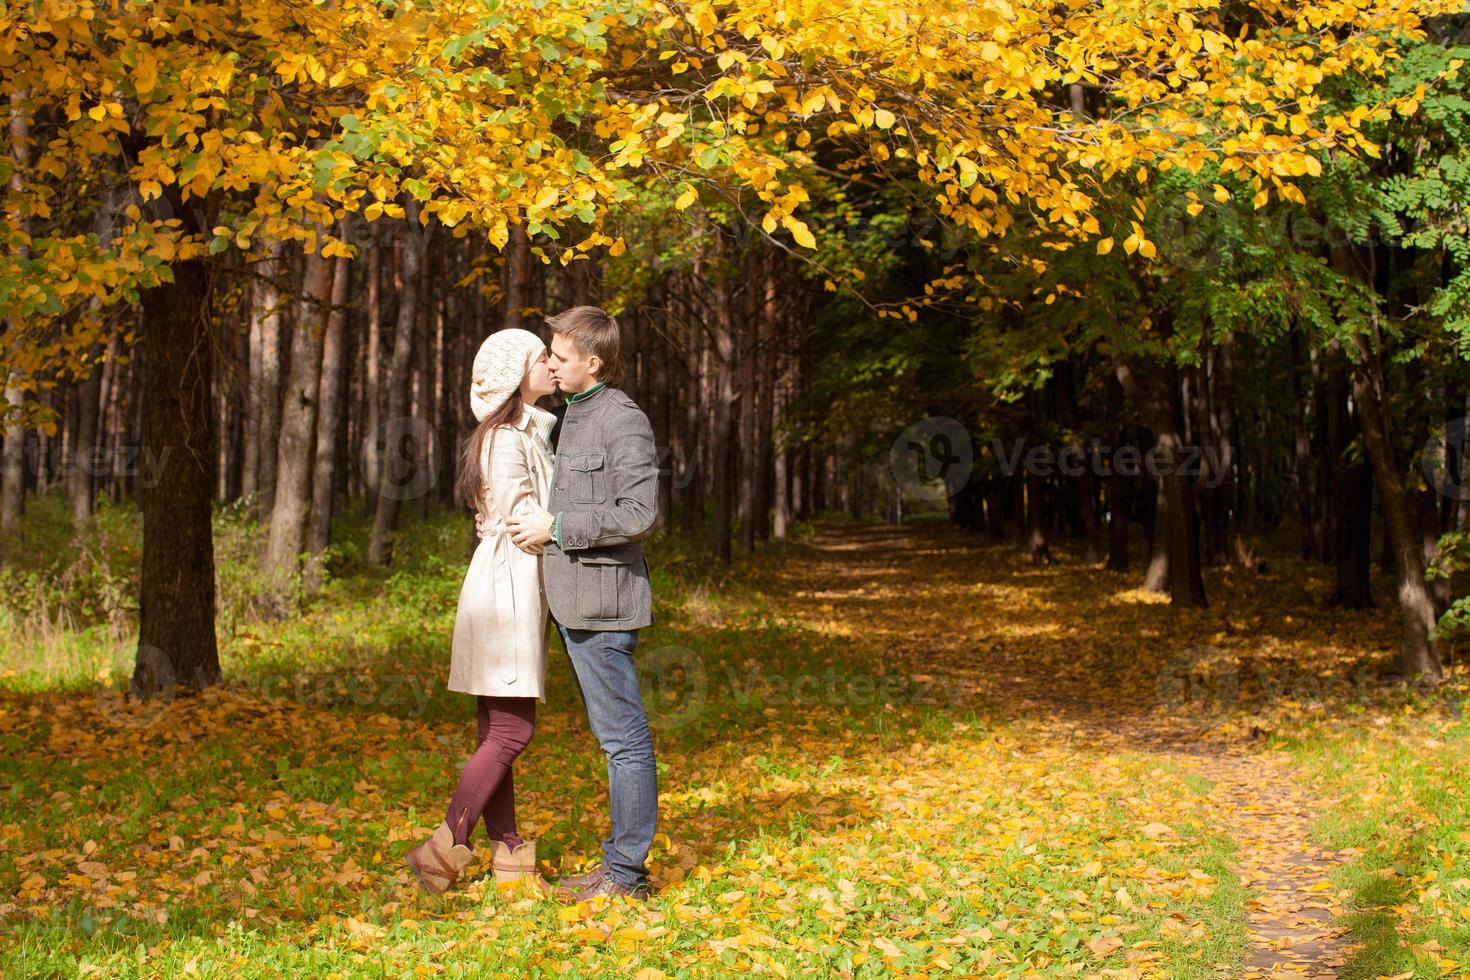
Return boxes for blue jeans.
[557,624,658,889]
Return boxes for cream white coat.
[448,404,556,699]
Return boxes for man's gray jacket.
[543,385,658,630]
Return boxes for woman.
[404,328,559,896]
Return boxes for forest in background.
[3,1,1470,695]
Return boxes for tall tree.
[263,237,334,601]
[134,186,220,695]
[306,244,352,592]
[368,209,427,566]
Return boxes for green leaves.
[441,31,484,63]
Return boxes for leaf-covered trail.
[1189,750,1348,978]
[763,521,1371,978]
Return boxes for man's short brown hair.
[545,305,626,386]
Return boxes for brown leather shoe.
[552,864,606,900]
[490,839,553,897]
[573,873,652,903]
[404,820,476,896]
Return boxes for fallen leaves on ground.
[1,521,1466,977]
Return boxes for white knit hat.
[469,328,546,422]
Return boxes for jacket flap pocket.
[568,453,605,471]
[576,551,630,565]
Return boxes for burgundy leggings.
[445,695,536,848]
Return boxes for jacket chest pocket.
[575,552,627,620]
[567,452,606,504]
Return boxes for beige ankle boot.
[404,820,477,895]
[490,839,553,896]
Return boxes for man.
[506,305,660,902]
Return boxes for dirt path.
[764,521,1357,978]
[1125,731,1353,978]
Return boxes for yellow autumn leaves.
[0,0,1458,393]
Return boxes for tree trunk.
[1349,327,1442,682]
[1206,330,1247,565]
[772,329,793,541]
[1104,376,1131,572]
[432,257,450,508]
[1419,486,1452,618]
[647,296,674,532]
[679,274,705,530]
[503,222,532,330]
[69,339,105,523]
[134,239,221,696]
[127,344,147,507]
[368,208,427,565]
[1025,461,1054,564]
[305,247,352,591]
[1326,357,1374,608]
[99,336,123,503]
[362,225,384,512]
[1116,353,1205,605]
[411,243,436,522]
[1330,463,1375,610]
[1057,358,1100,563]
[736,269,759,551]
[1311,344,1335,562]
[1142,470,1170,591]
[263,243,332,601]
[754,270,778,543]
[1289,327,1316,560]
[710,276,737,563]
[2,92,29,534]
[241,274,259,500]
[1,374,23,533]
[251,242,286,514]
[846,433,863,519]
[215,285,238,503]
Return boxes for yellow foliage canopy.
[0,0,1451,409]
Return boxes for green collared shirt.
[552,381,607,545]
[565,380,606,403]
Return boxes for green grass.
[1278,707,1470,979]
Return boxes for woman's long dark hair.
[457,395,524,511]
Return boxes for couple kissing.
[404,306,660,904]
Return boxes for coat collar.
[564,383,616,417]
[565,380,607,403]
[515,403,557,446]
